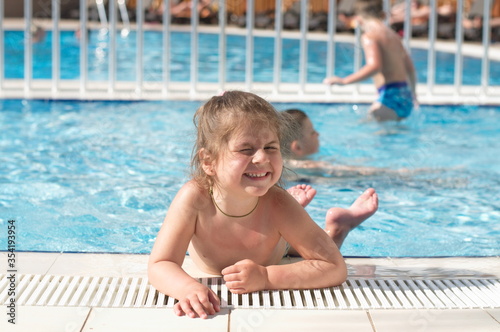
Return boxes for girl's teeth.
[247,172,266,178]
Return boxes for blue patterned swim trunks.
[377,81,414,118]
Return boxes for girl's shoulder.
[175,180,211,210]
[263,185,309,226]
[265,185,295,206]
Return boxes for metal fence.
[0,0,499,103]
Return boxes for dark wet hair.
[355,0,385,20]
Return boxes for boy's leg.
[324,188,378,248]
[368,102,400,122]
[287,188,378,256]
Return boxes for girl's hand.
[221,259,268,294]
[173,284,220,319]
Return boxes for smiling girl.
[148,91,370,319]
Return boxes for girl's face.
[212,124,283,198]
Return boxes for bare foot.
[325,188,378,248]
[287,184,317,208]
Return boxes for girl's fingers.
[179,300,197,318]
[190,300,209,319]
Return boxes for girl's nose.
[253,149,268,163]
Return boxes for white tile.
[370,309,500,332]
[230,309,373,332]
[486,309,500,324]
[390,257,500,278]
[82,307,230,332]
[345,257,399,278]
[0,252,60,275]
[0,306,90,332]
[48,253,149,277]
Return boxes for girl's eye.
[239,148,254,154]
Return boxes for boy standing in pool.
[148,91,378,318]
[323,0,417,121]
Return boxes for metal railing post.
[427,0,437,96]
[24,0,33,97]
[481,0,492,96]
[299,0,308,95]
[325,0,336,96]
[454,0,464,96]
[52,0,60,96]
[218,0,227,92]
[79,0,88,97]
[136,0,143,97]
[383,0,390,25]
[190,0,199,97]
[162,0,170,97]
[109,0,117,94]
[354,24,361,95]
[273,0,283,95]
[403,0,412,50]
[0,0,4,90]
[245,0,255,91]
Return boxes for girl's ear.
[199,148,215,176]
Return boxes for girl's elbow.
[147,262,158,284]
[147,259,164,285]
[339,267,348,284]
[331,262,348,286]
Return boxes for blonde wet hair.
[191,90,292,190]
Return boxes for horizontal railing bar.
[0,0,498,104]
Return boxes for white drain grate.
[1,274,499,309]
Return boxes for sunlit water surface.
[1,100,499,256]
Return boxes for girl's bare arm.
[148,181,220,318]
[222,188,347,293]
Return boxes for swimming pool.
[1,99,499,256]
[4,30,500,85]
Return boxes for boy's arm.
[324,34,382,85]
[148,181,220,318]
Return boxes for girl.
[148,91,372,319]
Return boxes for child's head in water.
[191,91,291,191]
[282,109,320,158]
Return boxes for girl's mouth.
[245,172,269,179]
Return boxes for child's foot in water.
[325,188,378,248]
[287,184,317,208]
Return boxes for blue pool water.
[3,30,500,85]
[0,99,499,256]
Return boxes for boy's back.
[361,20,413,90]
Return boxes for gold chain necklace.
[209,187,259,218]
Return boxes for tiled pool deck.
[1,252,499,331]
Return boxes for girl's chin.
[246,184,276,196]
